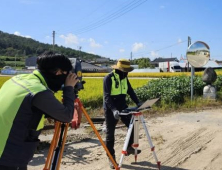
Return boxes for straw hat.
[111,59,134,72]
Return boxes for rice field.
[55,78,149,108]
[83,70,222,78]
[0,76,149,108]
[1,70,222,108]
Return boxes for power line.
[69,0,147,35]
[77,1,110,24]
[131,40,187,57]
[45,1,132,37]
[71,0,139,32]
[60,1,110,34]
[63,0,131,34]
[152,40,187,52]
[76,0,147,35]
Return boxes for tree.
[131,58,151,68]
[138,58,151,68]
[0,30,102,60]
[0,60,5,67]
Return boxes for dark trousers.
[104,109,134,156]
[0,165,27,170]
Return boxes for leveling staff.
[0,51,79,170]
[103,59,142,169]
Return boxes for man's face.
[115,69,128,79]
[46,69,69,92]
[55,69,68,75]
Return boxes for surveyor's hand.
[65,73,79,88]
[113,110,120,120]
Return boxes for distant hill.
[0,30,102,60]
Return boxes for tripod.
[118,108,161,170]
[43,97,119,170]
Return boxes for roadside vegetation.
[1,72,222,117]
[134,75,222,114]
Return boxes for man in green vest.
[0,51,79,170]
[103,59,142,169]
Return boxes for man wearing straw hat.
[103,59,142,169]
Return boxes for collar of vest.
[32,70,48,87]
[112,70,127,80]
[112,70,119,78]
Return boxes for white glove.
[113,110,120,120]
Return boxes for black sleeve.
[32,86,75,123]
[103,75,117,111]
[127,78,139,104]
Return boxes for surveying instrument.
[43,58,119,170]
[118,98,161,170]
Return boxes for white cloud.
[89,38,102,48]
[88,51,95,55]
[25,35,32,38]
[151,51,158,57]
[14,31,21,36]
[104,41,108,44]
[60,33,79,45]
[178,38,182,43]
[119,49,125,53]
[14,31,31,38]
[132,42,144,52]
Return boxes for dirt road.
[28,108,222,170]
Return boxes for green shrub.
[134,75,222,104]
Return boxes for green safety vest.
[0,70,47,157]
[111,71,128,95]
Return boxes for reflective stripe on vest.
[110,71,128,95]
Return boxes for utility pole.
[187,36,191,72]
[187,36,194,101]
[78,46,82,60]
[52,31,55,53]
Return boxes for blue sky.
[1,0,222,61]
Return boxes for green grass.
[1,76,222,117]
